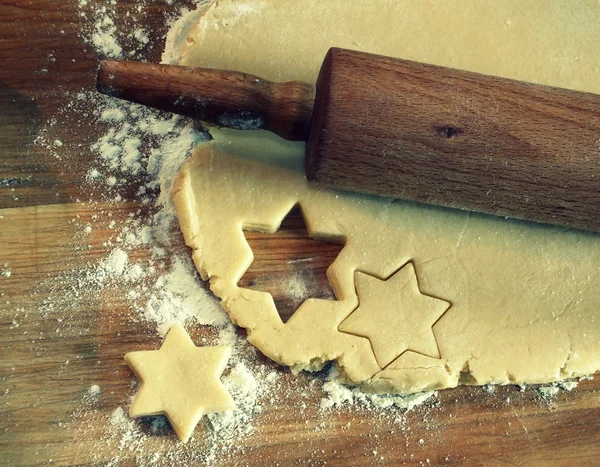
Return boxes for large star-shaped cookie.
[339,263,451,368]
[124,324,235,442]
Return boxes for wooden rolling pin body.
[97,48,600,232]
[307,48,600,233]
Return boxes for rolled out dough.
[172,0,600,393]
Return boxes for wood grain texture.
[97,60,316,141]
[1,1,600,466]
[239,207,342,323]
[306,48,600,233]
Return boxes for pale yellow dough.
[172,0,600,393]
[125,324,235,442]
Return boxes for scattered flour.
[84,91,208,243]
[537,380,579,399]
[89,6,123,58]
[101,107,126,123]
[320,366,436,417]
[538,385,561,399]
[79,1,177,60]
[101,248,129,277]
[132,28,150,46]
[142,256,228,337]
[207,362,263,439]
[109,406,147,452]
[284,272,310,304]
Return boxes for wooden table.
[1,1,599,465]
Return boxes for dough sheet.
[172,0,600,393]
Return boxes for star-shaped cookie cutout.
[338,263,451,369]
[124,324,235,442]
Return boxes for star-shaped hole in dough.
[240,206,344,323]
[124,324,235,443]
[338,262,451,369]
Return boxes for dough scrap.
[124,324,235,442]
[171,0,600,393]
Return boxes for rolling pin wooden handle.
[97,60,315,141]
[307,48,600,233]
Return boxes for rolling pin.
[97,47,600,233]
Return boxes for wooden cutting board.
[1,1,599,465]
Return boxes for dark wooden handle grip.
[307,48,600,233]
[97,60,315,141]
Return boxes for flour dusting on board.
[321,366,436,415]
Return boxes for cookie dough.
[171,0,600,393]
[338,263,451,369]
[125,324,235,442]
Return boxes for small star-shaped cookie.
[338,263,451,368]
[124,324,235,442]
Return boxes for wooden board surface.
[1,1,600,466]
